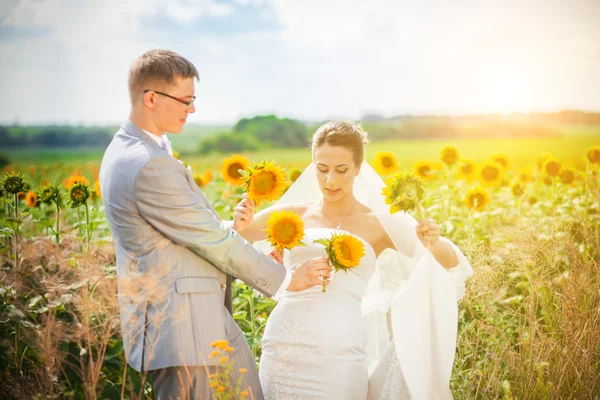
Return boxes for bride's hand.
[233,193,255,232]
[416,218,441,247]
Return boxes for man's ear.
[143,91,156,109]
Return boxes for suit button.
[221,283,227,291]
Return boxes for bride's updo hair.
[312,121,370,167]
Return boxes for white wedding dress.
[256,161,473,400]
[259,228,410,400]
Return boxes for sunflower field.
[1,135,600,399]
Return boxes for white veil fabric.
[271,161,473,400]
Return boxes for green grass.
[6,134,600,173]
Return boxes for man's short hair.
[128,49,199,103]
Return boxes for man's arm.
[135,155,286,296]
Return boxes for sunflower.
[173,150,180,160]
[559,168,576,185]
[314,233,365,292]
[373,151,399,176]
[382,170,425,218]
[1,172,27,194]
[210,340,229,349]
[440,145,460,166]
[244,160,287,206]
[413,161,442,181]
[25,190,38,208]
[202,169,213,183]
[457,159,476,183]
[543,158,562,177]
[536,152,552,171]
[488,153,511,170]
[465,187,490,211]
[587,146,600,165]
[193,173,208,188]
[94,180,102,199]
[518,167,534,183]
[64,175,89,190]
[511,182,525,197]
[69,182,90,208]
[289,168,303,183]
[528,196,538,205]
[265,210,306,252]
[221,155,249,186]
[477,161,504,188]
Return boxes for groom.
[99,49,331,400]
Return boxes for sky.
[0,0,599,125]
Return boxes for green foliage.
[199,115,309,154]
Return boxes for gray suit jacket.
[99,121,287,372]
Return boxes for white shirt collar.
[132,122,172,156]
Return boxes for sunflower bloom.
[217,386,226,393]
[244,160,287,206]
[221,155,249,186]
[465,187,491,211]
[202,169,213,183]
[413,161,442,181]
[457,159,476,183]
[94,180,102,199]
[489,153,511,170]
[289,168,303,182]
[587,146,600,165]
[536,152,552,171]
[265,210,306,252]
[543,158,562,177]
[314,233,365,292]
[559,168,576,185]
[219,357,229,363]
[209,351,221,358]
[440,145,460,166]
[518,167,534,183]
[239,368,248,374]
[373,151,399,176]
[382,170,425,218]
[194,173,207,188]
[477,161,504,188]
[210,340,229,349]
[241,390,249,397]
[511,182,525,197]
[64,175,89,189]
[25,191,38,208]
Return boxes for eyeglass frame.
[143,90,196,106]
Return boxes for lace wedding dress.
[259,228,410,399]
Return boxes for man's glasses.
[144,90,196,106]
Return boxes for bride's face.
[313,143,360,202]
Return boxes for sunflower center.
[381,156,394,168]
[254,171,277,195]
[418,165,431,176]
[338,241,352,261]
[482,166,499,181]
[546,162,560,176]
[273,220,298,245]
[461,164,473,174]
[470,193,484,208]
[227,163,244,179]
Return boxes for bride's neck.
[319,195,357,218]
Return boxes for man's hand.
[233,193,255,232]
[287,257,332,292]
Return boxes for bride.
[233,121,473,399]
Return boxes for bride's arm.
[378,212,466,268]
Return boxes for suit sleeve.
[134,155,287,296]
